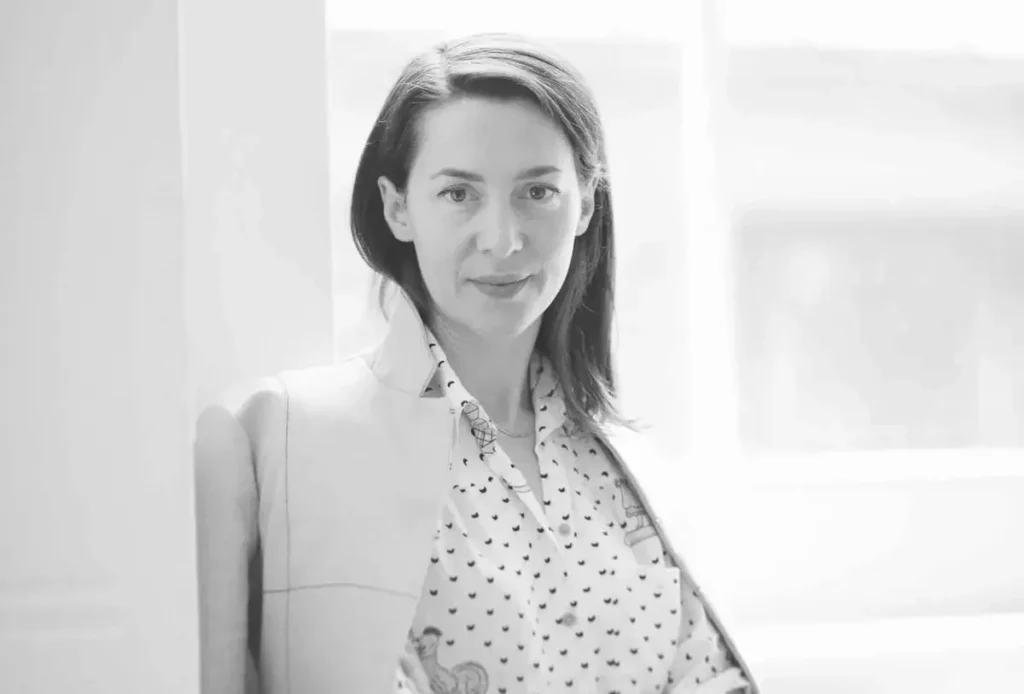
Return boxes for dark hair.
[349,32,636,437]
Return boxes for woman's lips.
[469,275,531,298]
[472,274,530,285]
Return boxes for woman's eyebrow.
[429,165,563,181]
[430,168,484,182]
[516,165,562,179]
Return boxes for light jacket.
[193,291,760,694]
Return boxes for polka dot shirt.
[395,337,750,694]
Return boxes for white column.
[1,1,333,692]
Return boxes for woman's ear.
[378,176,413,242]
[575,184,596,237]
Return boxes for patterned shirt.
[395,334,749,694]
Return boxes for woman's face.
[378,96,594,339]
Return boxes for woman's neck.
[429,313,540,431]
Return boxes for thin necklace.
[494,380,535,439]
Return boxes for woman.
[194,33,759,694]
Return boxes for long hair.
[349,33,635,437]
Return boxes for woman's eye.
[527,185,557,201]
[440,187,469,203]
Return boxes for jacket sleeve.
[194,392,262,694]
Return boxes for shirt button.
[558,523,572,537]
[560,612,577,627]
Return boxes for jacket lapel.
[597,425,761,693]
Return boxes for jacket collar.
[369,289,438,397]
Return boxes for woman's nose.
[476,201,524,257]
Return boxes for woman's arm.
[194,400,261,694]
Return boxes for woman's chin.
[466,306,543,341]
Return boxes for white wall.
[1,2,194,692]
[180,0,335,420]
[1,1,333,692]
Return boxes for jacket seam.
[263,582,419,599]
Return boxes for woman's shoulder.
[199,352,378,442]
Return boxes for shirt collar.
[423,326,568,444]
[369,287,569,441]
[369,288,439,397]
